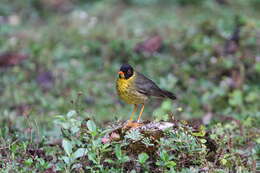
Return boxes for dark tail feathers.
[162,90,177,100]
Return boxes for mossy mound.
[101,120,211,172]
[54,112,255,173]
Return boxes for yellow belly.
[116,76,147,105]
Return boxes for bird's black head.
[118,64,134,79]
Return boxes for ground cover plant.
[0,0,260,172]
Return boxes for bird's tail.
[161,90,177,100]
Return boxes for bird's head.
[118,64,134,79]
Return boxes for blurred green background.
[0,0,260,138]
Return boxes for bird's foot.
[123,121,143,129]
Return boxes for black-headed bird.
[116,64,176,127]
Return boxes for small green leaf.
[24,158,33,166]
[243,117,253,127]
[61,122,70,129]
[160,150,169,161]
[125,129,143,141]
[200,139,207,143]
[10,144,17,153]
[220,158,227,165]
[138,152,149,164]
[55,115,66,121]
[122,155,130,162]
[162,100,172,110]
[72,163,83,170]
[192,131,205,137]
[192,126,206,137]
[88,152,97,164]
[115,145,122,159]
[255,62,260,73]
[104,159,114,164]
[67,110,76,118]
[229,90,243,106]
[255,138,260,144]
[245,92,258,102]
[166,161,176,168]
[71,126,80,134]
[87,120,97,132]
[62,139,73,156]
[72,148,87,160]
[222,58,234,69]
[62,156,71,164]
[156,161,163,166]
[130,170,137,173]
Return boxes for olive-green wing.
[134,72,165,97]
[134,72,176,100]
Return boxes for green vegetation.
[0,0,260,172]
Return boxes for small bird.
[116,64,176,127]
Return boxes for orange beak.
[118,71,124,75]
[118,71,124,78]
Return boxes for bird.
[116,64,176,127]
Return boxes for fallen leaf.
[0,52,28,67]
[134,35,163,55]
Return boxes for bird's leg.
[128,104,138,122]
[124,104,142,128]
[137,104,145,123]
